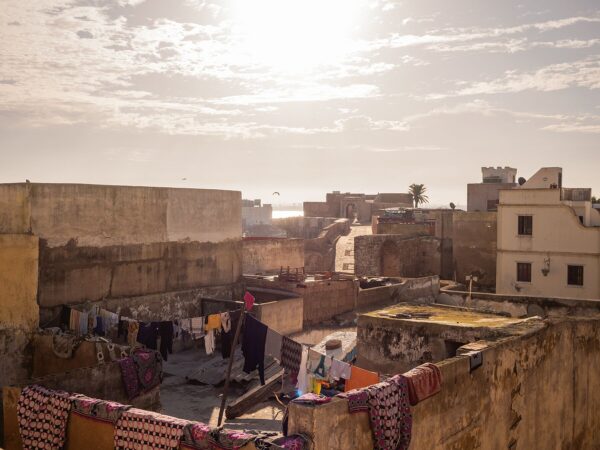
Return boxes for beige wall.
[0,183,241,247]
[242,238,304,274]
[254,297,304,335]
[467,182,515,212]
[497,189,600,299]
[453,212,497,287]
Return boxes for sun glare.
[231,0,363,74]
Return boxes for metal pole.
[217,307,246,427]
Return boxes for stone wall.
[452,212,497,288]
[242,238,304,274]
[357,276,439,309]
[305,219,350,272]
[303,202,336,218]
[287,318,600,449]
[272,217,338,239]
[354,235,442,278]
[372,222,432,236]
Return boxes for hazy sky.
[1,0,599,206]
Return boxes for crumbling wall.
[272,217,338,239]
[354,235,442,278]
[452,212,497,287]
[357,276,439,309]
[304,219,350,272]
[242,238,304,274]
[287,318,600,449]
[372,222,432,236]
[303,201,336,218]
[299,280,357,325]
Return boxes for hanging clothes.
[221,310,241,359]
[241,314,267,385]
[158,321,174,361]
[367,377,412,450]
[205,314,221,331]
[244,291,255,311]
[69,393,131,424]
[79,311,89,335]
[17,385,72,450]
[264,328,283,358]
[280,336,302,373]
[190,317,205,340]
[330,359,352,381]
[132,348,163,390]
[296,345,310,394]
[137,322,159,349]
[204,329,216,355]
[307,349,329,379]
[60,306,70,330]
[220,312,231,333]
[114,408,187,450]
[118,356,140,400]
[127,321,139,348]
[344,366,379,392]
[403,362,442,406]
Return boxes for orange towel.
[344,366,379,392]
[204,314,222,331]
[404,362,442,405]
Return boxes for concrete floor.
[159,325,356,432]
[335,224,372,273]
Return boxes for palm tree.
[408,183,429,208]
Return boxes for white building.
[496,167,600,300]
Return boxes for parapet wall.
[304,219,350,272]
[357,276,439,309]
[288,318,600,449]
[242,238,304,274]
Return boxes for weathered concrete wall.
[288,318,600,450]
[357,276,439,309]
[254,296,304,335]
[438,288,600,319]
[0,235,39,390]
[467,182,516,212]
[373,222,432,236]
[242,205,272,228]
[272,217,338,239]
[452,212,497,288]
[0,183,241,247]
[242,238,304,274]
[305,219,350,272]
[354,235,442,278]
[37,240,242,308]
[245,277,358,325]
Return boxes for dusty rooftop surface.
[368,303,544,331]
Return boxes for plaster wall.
[242,205,272,228]
[497,189,600,299]
[354,235,442,278]
[242,238,304,274]
[452,212,497,287]
[357,276,439,309]
[373,222,431,236]
[303,202,336,218]
[253,297,304,335]
[467,183,516,212]
[288,318,600,450]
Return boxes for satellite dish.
[518,177,526,186]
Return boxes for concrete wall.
[303,202,336,218]
[467,183,516,212]
[272,217,338,239]
[354,235,442,278]
[288,318,600,449]
[357,276,439,309]
[305,219,350,272]
[0,235,39,389]
[253,296,304,335]
[497,188,600,299]
[242,238,304,274]
[372,222,432,236]
[452,212,497,288]
[242,205,272,228]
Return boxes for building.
[242,198,273,228]
[496,167,600,299]
[467,166,517,212]
[304,191,413,223]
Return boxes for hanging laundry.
[137,322,159,349]
[127,321,139,348]
[330,359,352,381]
[17,385,72,450]
[79,310,89,335]
[221,310,241,359]
[132,348,163,390]
[220,312,231,333]
[205,314,221,331]
[367,377,412,450]
[242,314,268,385]
[296,345,310,394]
[403,362,442,405]
[338,389,369,412]
[118,356,140,400]
[52,334,82,359]
[344,366,379,392]
[244,291,255,311]
[204,329,216,355]
[307,349,329,379]
[69,393,131,424]
[60,306,70,330]
[280,336,302,373]
[158,321,174,361]
[114,408,188,450]
[265,328,283,358]
[190,317,205,340]
[94,316,104,336]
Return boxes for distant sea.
[272,210,304,219]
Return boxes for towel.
[220,312,232,333]
[403,362,442,405]
[205,314,221,331]
[265,328,283,358]
[114,408,188,450]
[344,366,379,392]
[330,359,352,381]
[204,329,216,355]
[280,336,302,373]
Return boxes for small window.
[518,215,532,235]
[517,262,531,282]
[567,265,584,286]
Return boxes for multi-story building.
[496,167,600,299]
[467,166,518,212]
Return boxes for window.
[567,265,584,286]
[518,215,532,235]
[578,216,584,224]
[517,263,532,282]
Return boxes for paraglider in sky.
[272,191,280,196]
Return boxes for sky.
[1,0,599,206]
